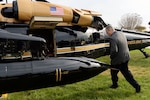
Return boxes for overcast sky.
[3,0,150,30]
[49,0,150,30]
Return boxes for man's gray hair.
[105,24,115,31]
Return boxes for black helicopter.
[0,0,150,95]
[0,0,109,94]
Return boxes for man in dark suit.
[105,25,141,93]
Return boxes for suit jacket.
[110,31,130,65]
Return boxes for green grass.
[2,49,150,100]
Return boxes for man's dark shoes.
[110,84,118,89]
[136,85,141,93]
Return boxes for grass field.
[2,49,150,100]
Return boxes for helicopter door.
[28,16,63,57]
[27,29,56,57]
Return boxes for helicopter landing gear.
[139,49,150,58]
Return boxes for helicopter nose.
[0,57,109,93]
[53,57,109,85]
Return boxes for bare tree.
[118,13,143,30]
